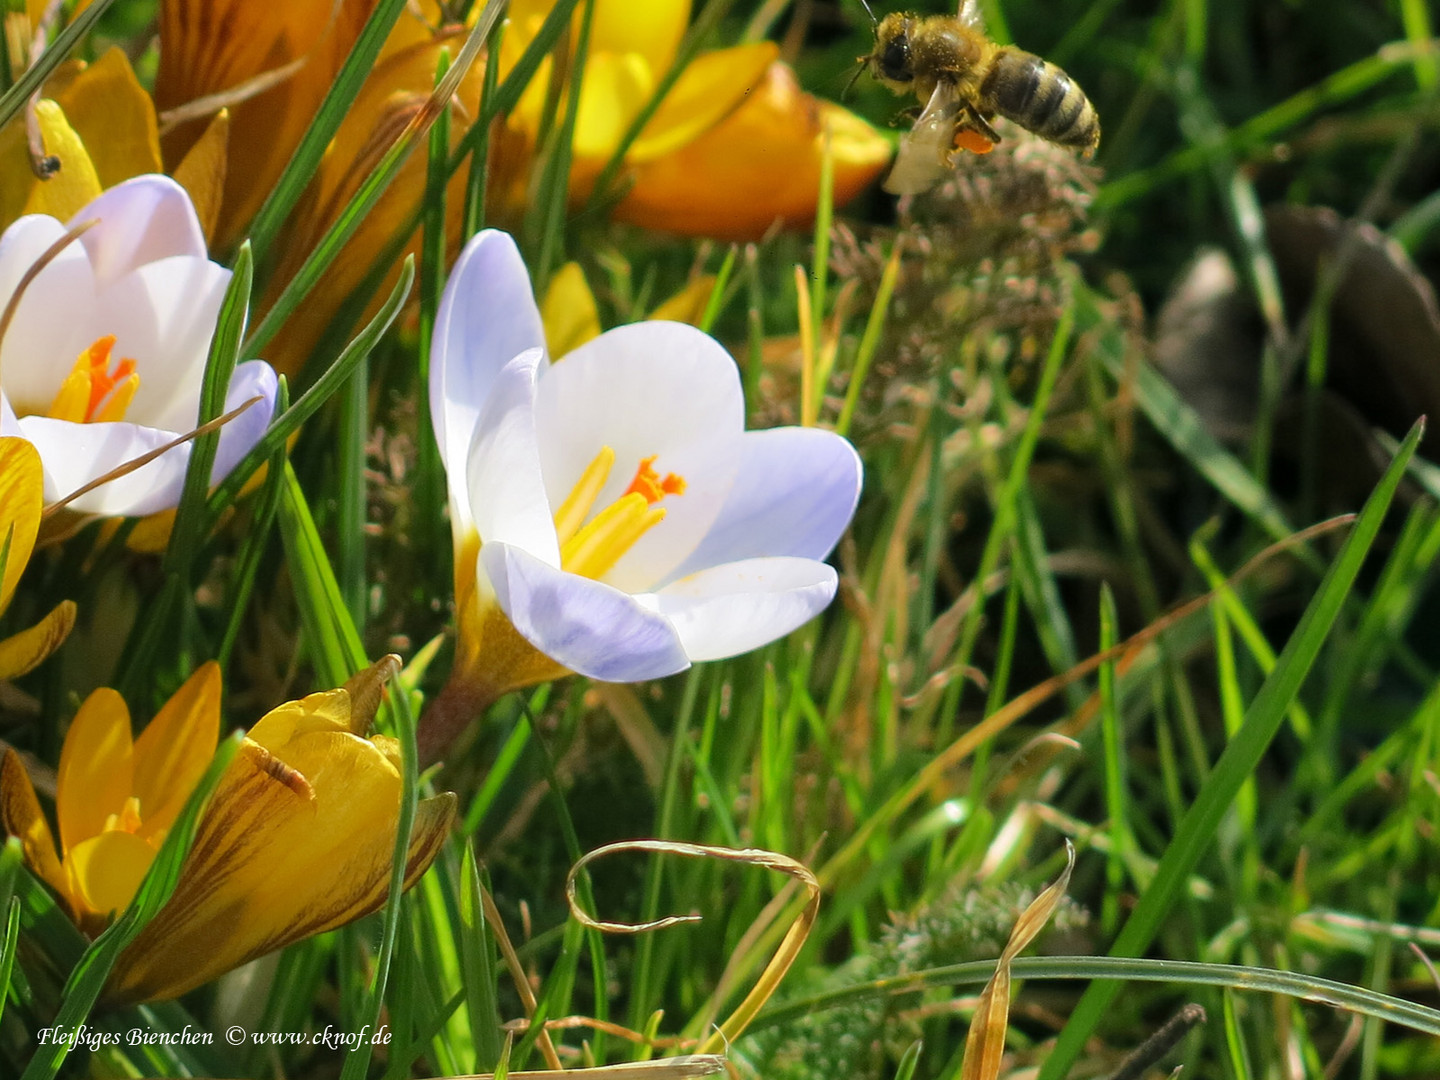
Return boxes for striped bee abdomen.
[983,48,1100,156]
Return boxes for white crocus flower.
[0,175,277,516]
[422,229,861,755]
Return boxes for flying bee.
[857,0,1100,194]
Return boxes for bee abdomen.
[983,49,1100,155]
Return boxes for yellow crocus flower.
[0,663,220,936]
[0,437,75,678]
[0,657,456,1005]
[494,0,892,239]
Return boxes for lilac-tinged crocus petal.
[71,176,208,288]
[665,427,862,583]
[431,230,546,523]
[209,361,279,485]
[653,556,839,662]
[16,416,190,517]
[533,322,746,592]
[481,541,691,681]
[465,350,559,564]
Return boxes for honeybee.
[858,0,1100,194]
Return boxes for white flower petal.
[209,361,279,485]
[533,322,745,592]
[665,427,862,583]
[482,541,690,681]
[0,216,96,415]
[465,350,560,563]
[70,175,207,287]
[431,230,545,502]
[17,416,189,517]
[652,556,839,662]
[91,256,232,431]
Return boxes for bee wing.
[883,81,963,195]
[957,0,986,30]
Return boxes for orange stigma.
[624,455,686,504]
[47,336,140,423]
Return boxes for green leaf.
[21,732,242,1080]
[208,258,415,526]
[0,0,121,131]
[244,0,410,268]
[1035,418,1425,1080]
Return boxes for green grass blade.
[276,462,367,683]
[0,0,120,131]
[216,377,291,671]
[451,0,583,174]
[21,732,242,1080]
[460,844,504,1070]
[244,10,490,357]
[583,0,746,213]
[244,0,409,267]
[1035,418,1424,1080]
[208,258,415,525]
[754,954,1440,1039]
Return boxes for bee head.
[868,14,915,88]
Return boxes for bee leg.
[890,105,923,126]
[965,105,1002,144]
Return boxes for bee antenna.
[856,0,878,27]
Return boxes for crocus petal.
[466,350,560,564]
[70,175,208,287]
[66,830,155,918]
[573,52,654,161]
[541,262,602,356]
[0,437,42,612]
[482,541,690,681]
[0,749,67,898]
[104,736,456,1005]
[208,360,279,485]
[56,688,135,858]
[652,556,839,662]
[432,229,546,522]
[16,415,189,517]
[0,600,77,681]
[587,0,689,71]
[628,42,778,163]
[132,662,221,842]
[19,102,103,221]
[91,254,232,431]
[155,0,376,250]
[666,427,862,582]
[0,216,96,414]
[50,47,164,191]
[533,321,745,591]
[615,63,893,241]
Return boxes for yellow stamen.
[95,374,140,423]
[553,446,615,545]
[103,796,144,835]
[47,368,93,423]
[624,455,686,503]
[561,493,666,581]
[552,450,688,580]
[45,336,140,424]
